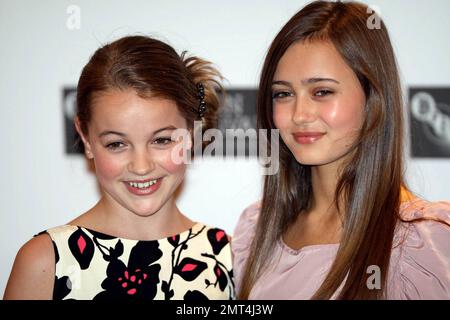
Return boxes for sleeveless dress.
[40,223,235,300]
[232,197,450,299]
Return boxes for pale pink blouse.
[232,198,450,299]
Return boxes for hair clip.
[197,82,206,118]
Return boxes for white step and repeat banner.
[1,0,450,295]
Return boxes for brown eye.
[314,89,334,97]
[272,91,293,99]
[106,142,125,150]
[153,137,173,145]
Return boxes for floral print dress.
[40,223,234,300]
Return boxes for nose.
[127,148,155,176]
[292,95,317,125]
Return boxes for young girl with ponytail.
[5,35,234,300]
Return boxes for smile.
[127,179,158,189]
[124,178,162,196]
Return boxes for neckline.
[278,197,422,256]
[278,238,340,256]
[65,222,202,242]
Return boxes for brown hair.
[76,35,222,137]
[239,1,404,299]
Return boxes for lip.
[293,132,326,144]
[124,177,163,196]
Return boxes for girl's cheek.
[273,105,291,129]
[320,99,363,132]
[158,149,187,174]
[320,103,341,129]
[94,152,125,180]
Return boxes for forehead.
[274,40,355,81]
[89,89,187,131]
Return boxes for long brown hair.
[76,35,222,137]
[239,1,404,299]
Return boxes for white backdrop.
[1,0,449,295]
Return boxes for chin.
[127,203,162,217]
[292,153,327,166]
[293,151,352,168]
[132,208,159,217]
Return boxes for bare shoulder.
[3,233,55,300]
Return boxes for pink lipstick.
[293,132,326,144]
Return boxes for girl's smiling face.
[77,89,189,217]
[272,40,366,168]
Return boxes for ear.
[74,117,94,159]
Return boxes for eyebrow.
[272,78,340,86]
[98,125,178,138]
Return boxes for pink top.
[232,198,450,299]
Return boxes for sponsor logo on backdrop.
[409,87,450,158]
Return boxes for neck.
[77,195,193,241]
[282,159,345,248]
[310,158,346,219]
[311,166,337,214]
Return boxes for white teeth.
[128,179,158,189]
